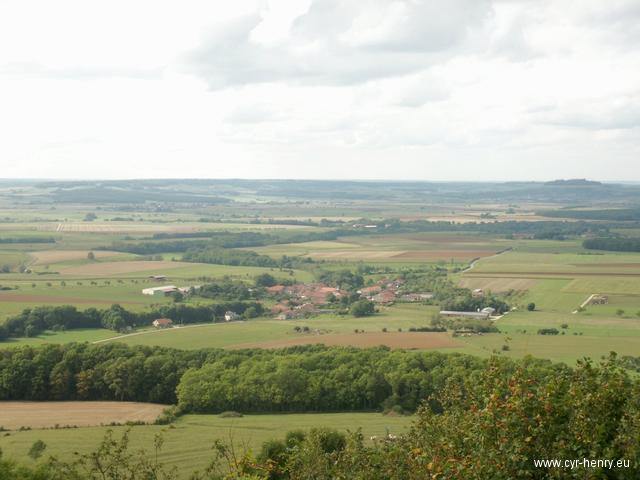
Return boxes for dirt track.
[0,401,167,430]
[228,332,463,350]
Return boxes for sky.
[0,0,638,181]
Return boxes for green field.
[455,241,640,363]
[0,412,412,478]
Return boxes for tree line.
[0,343,561,414]
[583,237,640,252]
[0,302,265,340]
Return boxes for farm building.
[224,311,241,322]
[142,285,178,296]
[266,285,286,295]
[358,286,382,296]
[439,310,490,319]
[481,307,496,316]
[372,290,396,304]
[152,318,173,328]
[400,293,434,302]
[149,275,167,281]
[590,295,609,305]
[277,310,300,320]
[472,289,484,298]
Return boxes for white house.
[142,285,178,296]
[152,318,173,328]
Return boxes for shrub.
[537,328,559,335]
[350,300,375,317]
[219,411,243,418]
[27,440,46,460]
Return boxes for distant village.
[142,274,500,329]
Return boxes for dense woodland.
[0,343,558,413]
[583,237,640,252]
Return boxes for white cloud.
[0,0,638,181]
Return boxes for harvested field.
[60,260,192,275]
[459,277,538,292]
[228,332,463,350]
[30,249,120,265]
[0,401,166,430]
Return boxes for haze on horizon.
[0,0,638,182]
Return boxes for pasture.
[0,412,412,478]
[98,304,447,350]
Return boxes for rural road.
[572,294,596,314]
[92,320,246,344]
[462,247,513,273]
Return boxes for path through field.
[92,321,245,344]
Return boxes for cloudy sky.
[0,0,639,181]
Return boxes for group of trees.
[0,236,55,244]
[0,302,265,340]
[176,347,559,414]
[583,237,640,252]
[1,343,542,413]
[0,343,208,403]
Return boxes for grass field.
[95,304,445,350]
[0,412,412,478]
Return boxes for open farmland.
[0,401,166,430]
[250,232,508,264]
[458,277,539,292]
[28,249,121,265]
[59,260,197,275]
[229,331,462,350]
[96,304,447,350]
[44,223,206,234]
[0,412,412,478]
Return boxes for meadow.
[0,412,412,478]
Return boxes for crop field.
[0,401,167,430]
[28,249,122,265]
[458,277,539,292]
[469,249,640,276]
[250,232,508,263]
[44,223,206,234]
[0,412,412,478]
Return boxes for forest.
[0,343,561,413]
